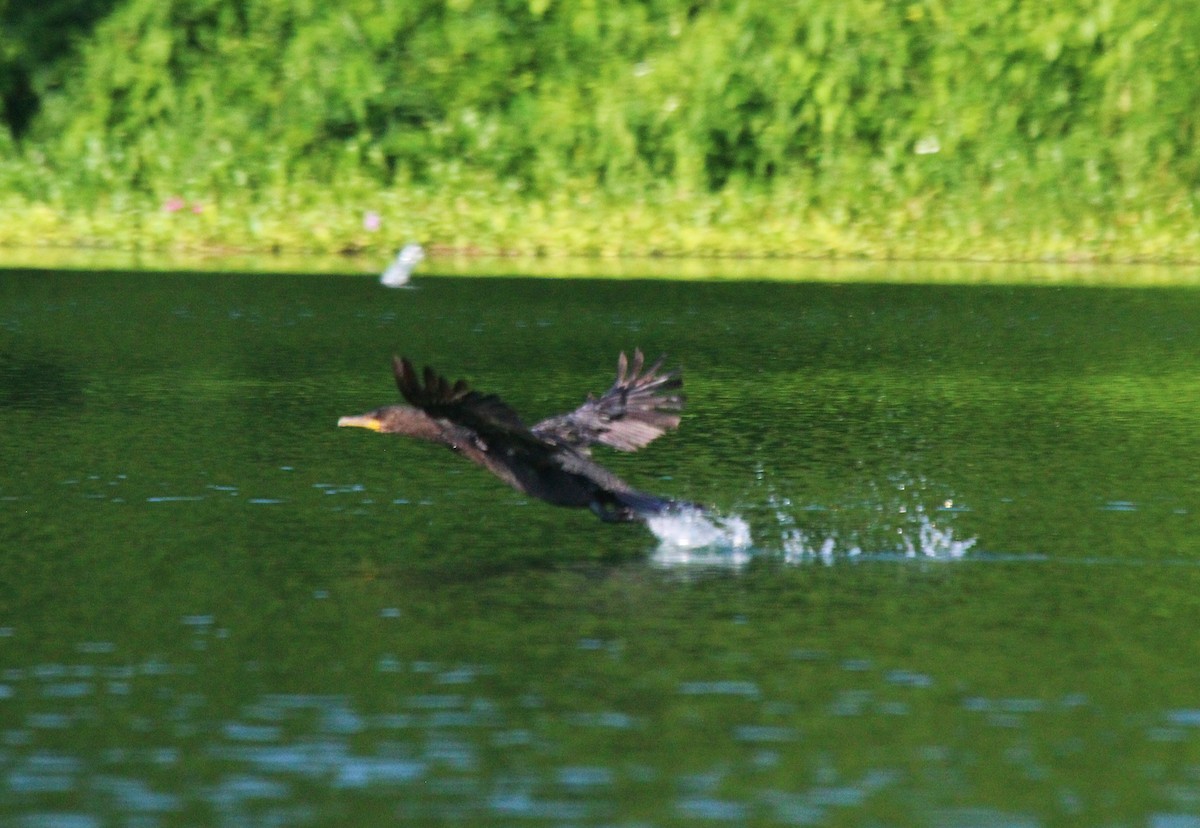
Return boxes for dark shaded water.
[2,268,1200,826]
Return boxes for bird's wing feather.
[392,356,533,441]
[531,349,683,452]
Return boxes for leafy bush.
[1,0,1198,260]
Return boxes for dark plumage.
[337,350,690,522]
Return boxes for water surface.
[2,269,1199,825]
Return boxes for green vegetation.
[2,0,1199,264]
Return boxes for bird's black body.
[338,351,690,522]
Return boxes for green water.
[2,269,1200,826]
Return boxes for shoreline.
[4,242,1200,286]
[3,186,1199,284]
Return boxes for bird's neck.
[386,406,448,443]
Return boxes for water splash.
[761,468,977,565]
[905,512,977,559]
[650,470,978,568]
[647,506,753,560]
[781,511,976,565]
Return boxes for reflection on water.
[6,628,1200,826]
[2,270,1200,825]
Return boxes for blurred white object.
[380,243,425,287]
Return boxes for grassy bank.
[2,181,1198,264]
[2,0,1199,265]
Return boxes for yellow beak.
[337,415,383,432]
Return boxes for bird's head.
[337,405,441,440]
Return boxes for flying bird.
[338,350,692,522]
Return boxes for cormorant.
[337,350,691,522]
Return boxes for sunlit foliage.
[1,0,1198,261]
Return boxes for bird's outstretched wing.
[532,350,683,453]
[392,356,530,439]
